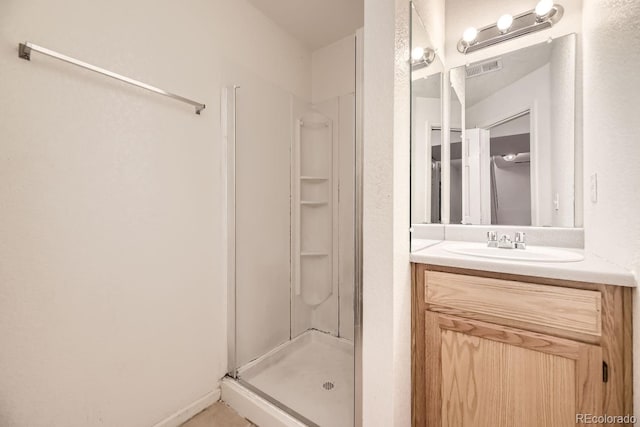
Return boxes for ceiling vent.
[466,58,503,78]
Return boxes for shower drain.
[322,381,335,391]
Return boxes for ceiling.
[247,0,364,50]
[464,41,553,107]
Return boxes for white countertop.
[410,240,637,287]
[410,238,442,252]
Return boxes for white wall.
[362,0,411,425]
[312,35,356,104]
[582,0,640,416]
[310,35,357,340]
[0,1,310,426]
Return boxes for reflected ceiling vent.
[466,58,503,78]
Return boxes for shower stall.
[221,32,363,427]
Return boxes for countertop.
[410,240,637,287]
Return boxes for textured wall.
[362,0,411,424]
[582,0,640,415]
[0,1,310,426]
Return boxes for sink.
[444,243,584,263]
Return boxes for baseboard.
[152,389,221,427]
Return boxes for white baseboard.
[152,389,221,427]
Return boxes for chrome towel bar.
[18,42,206,115]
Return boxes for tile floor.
[181,402,254,427]
[238,330,354,427]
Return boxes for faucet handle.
[515,231,526,249]
[487,231,498,247]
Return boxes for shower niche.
[294,111,336,307]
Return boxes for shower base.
[222,330,354,427]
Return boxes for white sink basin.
[444,243,584,263]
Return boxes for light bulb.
[497,14,513,32]
[535,0,554,17]
[411,47,425,61]
[503,153,517,162]
[462,27,478,43]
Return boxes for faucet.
[487,231,498,248]
[487,231,526,249]
[515,231,526,249]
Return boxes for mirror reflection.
[411,3,443,225]
[450,85,463,225]
[450,33,576,227]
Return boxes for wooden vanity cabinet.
[412,263,633,427]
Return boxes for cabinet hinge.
[602,361,609,383]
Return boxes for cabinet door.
[425,312,602,427]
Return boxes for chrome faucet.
[515,231,526,249]
[487,231,526,249]
[498,233,514,249]
[487,231,498,248]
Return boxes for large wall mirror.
[410,2,444,225]
[449,33,577,227]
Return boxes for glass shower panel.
[231,71,294,371]
[225,42,356,427]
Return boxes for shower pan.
[221,30,363,427]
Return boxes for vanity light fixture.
[411,47,426,61]
[457,1,564,54]
[497,14,514,33]
[462,27,479,44]
[535,0,555,19]
[502,153,517,162]
[411,46,436,70]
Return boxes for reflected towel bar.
[18,42,206,115]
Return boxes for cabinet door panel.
[427,313,602,427]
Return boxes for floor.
[238,329,354,427]
[181,402,255,427]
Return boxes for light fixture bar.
[457,4,564,54]
[411,47,436,70]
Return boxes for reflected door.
[462,128,490,224]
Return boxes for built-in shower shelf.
[300,176,329,181]
[295,110,334,308]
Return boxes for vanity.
[410,245,634,426]
[408,1,636,424]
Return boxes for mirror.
[449,84,463,225]
[449,34,577,227]
[411,2,443,225]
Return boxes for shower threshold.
[222,330,354,427]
